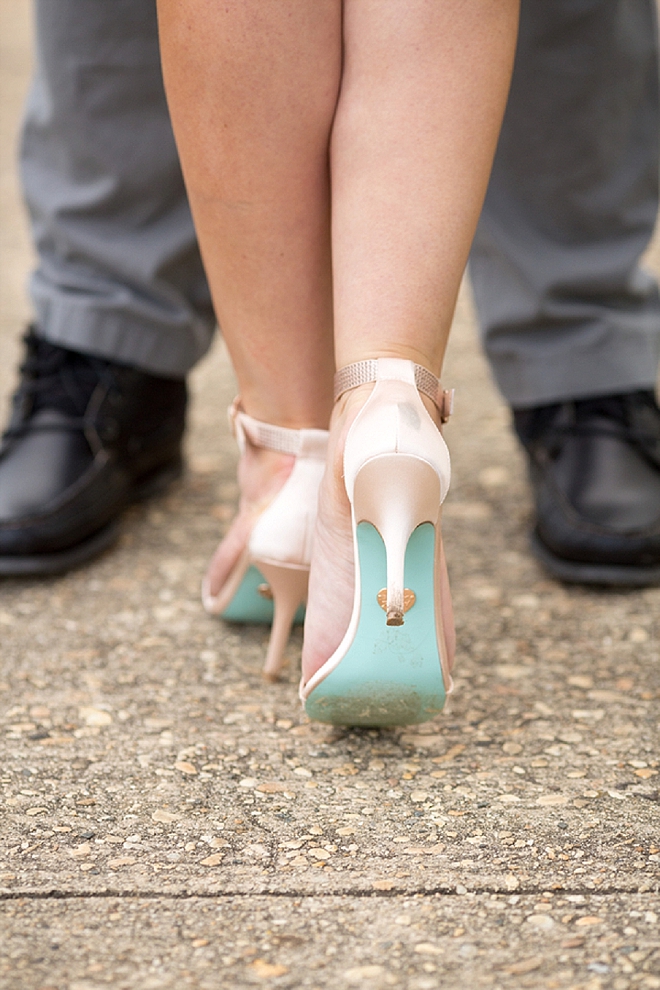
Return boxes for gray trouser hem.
[472,0,660,407]
[33,299,215,378]
[21,0,215,380]
[488,320,660,409]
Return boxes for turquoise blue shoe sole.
[304,522,446,727]
[220,564,305,625]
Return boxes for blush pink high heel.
[301,358,454,726]
[203,400,328,680]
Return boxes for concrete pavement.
[1,3,658,988]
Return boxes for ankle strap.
[334,359,454,423]
[228,398,328,458]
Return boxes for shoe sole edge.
[530,531,660,587]
[0,521,120,576]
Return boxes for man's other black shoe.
[514,391,660,586]
[0,330,186,575]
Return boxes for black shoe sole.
[530,531,660,587]
[0,456,183,577]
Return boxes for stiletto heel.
[301,358,454,727]
[203,400,328,678]
[353,454,443,626]
[258,563,310,681]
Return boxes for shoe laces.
[2,329,118,441]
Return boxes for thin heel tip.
[200,578,221,615]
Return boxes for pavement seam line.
[1,885,657,901]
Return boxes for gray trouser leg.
[470,0,660,409]
[19,0,214,377]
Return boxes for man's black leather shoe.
[0,330,187,575]
[514,390,660,586]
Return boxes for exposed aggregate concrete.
[1,3,658,988]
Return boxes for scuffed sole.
[305,523,446,728]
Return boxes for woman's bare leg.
[158,0,341,594]
[158,0,518,676]
[302,0,519,680]
[333,0,519,371]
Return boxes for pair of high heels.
[203,358,455,727]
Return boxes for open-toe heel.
[203,400,328,680]
[300,358,454,726]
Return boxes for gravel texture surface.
[1,3,658,988]
[2,894,659,990]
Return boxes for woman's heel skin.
[301,358,453,727]
[258,562,309,681]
